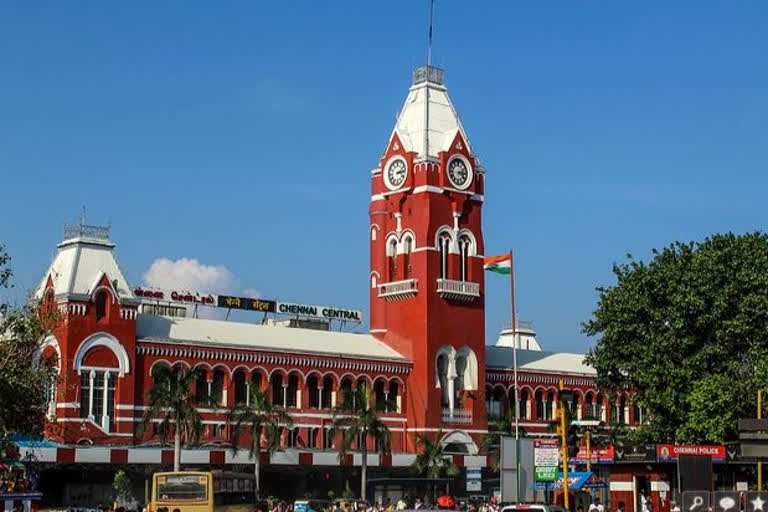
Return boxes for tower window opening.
[459,236,472,282]
[437,354,449,408]
[95,291,107,320]
[387,239,398,281]
[403,236,413,278]
[454,355,467,408]
[438,234,451,279]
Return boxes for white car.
[501,504,566,512]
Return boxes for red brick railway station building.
[23,65,663,508]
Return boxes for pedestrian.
[577,506,585,512]
[671,502,680,512]
[616,502,626,512]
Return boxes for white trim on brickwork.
[610,481,634,491]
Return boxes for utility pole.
[757,389,763,492]
[559,379,570,511]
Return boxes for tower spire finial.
[427,0,435,67]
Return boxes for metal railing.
[442,407,472,424]
[377,279,418,301]
[436,278,480,302]
[503,319,535,331]
[412,65,445,85]
[64,222,111,240]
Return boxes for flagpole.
[510,249,521,502]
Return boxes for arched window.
[387,238,398,281]
[285,427,297,448]
[487,387,503,418]
[323,428,333,449]
[251,371,263,392]
[535,390,545,420]
[340,377,353,407]
[307,427,319,449]
[212,369,225,406]
[286,373,299,408]
[233,370,247,404]
[459,235,472,282]
[271,373,285,407]
[356,431,366,452]
[374,380,386,411]
[454,355,467,407]
[438,234,451,279]
[519,389,530,420]
[321,376,334,409]
[617,395,627,425]
[437,354,450,407]
[585,392,596,419]
[568,393,580,419]
[95,291,108,320]
[545,391,555,421]
[195,371,209,404]
[403,235,414,278]
[79,369,116,431]
[388,381,399,413]
[595,393,604,421]
[308,375,320,409]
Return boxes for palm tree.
[482,408,516,471]
[229,386,292,499]
[331,383,392,501]
[139,365,214,471]
[412,430,459,500]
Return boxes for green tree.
[139,365,214,471]
[0,244,57,448]
[411,430,459,499]
[331,383,392,500]
[584,232,768,443]
[482,409,516,471]
[229,387,292,498]
[113,469,136,508]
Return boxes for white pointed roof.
[390,66,474,160]
[34,226,134,302]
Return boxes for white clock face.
[447,157,472,189]
[385,158,407,190]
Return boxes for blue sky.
[1,2,766,353]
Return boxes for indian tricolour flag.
[483,253,513,274]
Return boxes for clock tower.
[369,66,486,449]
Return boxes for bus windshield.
[156,474,208,501]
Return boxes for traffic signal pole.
[559,379,570,511]
[757,389,763,492]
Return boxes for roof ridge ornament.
[63,207,111,241]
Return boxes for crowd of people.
[259,495,503,512]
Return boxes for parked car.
[501,504,566,512]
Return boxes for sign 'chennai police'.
[277,302,363,322]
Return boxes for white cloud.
[143,258,238,294]
[242,288,260,298]
[142,258,264,320]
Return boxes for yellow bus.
[149,471,255,512]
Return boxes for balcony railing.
[436,278,480,302]
[378,279,418,301]
[442,407,473,424]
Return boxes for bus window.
[156,474,208,501]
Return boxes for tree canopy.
[0,244,56,448]
[584,232,768,444]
